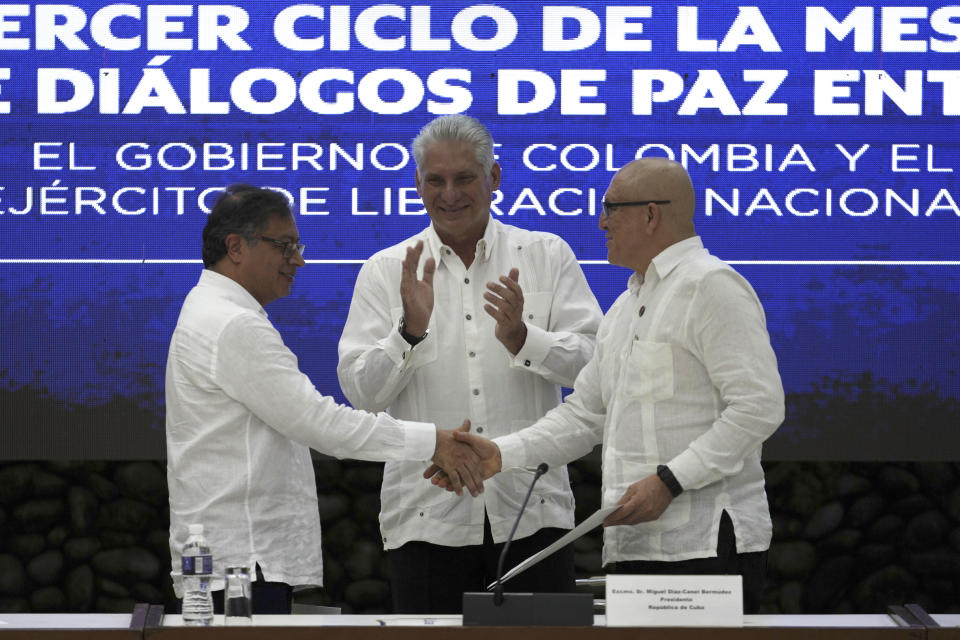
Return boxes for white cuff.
[668,448,709,492]
[510,323,550,370]
[398,419,439,461]
[493,433,527,471]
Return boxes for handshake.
[430,420,677,528]
[428,420,501,497]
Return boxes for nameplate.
[605,574,743,627]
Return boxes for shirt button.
[540,498,545,504]
[527,313,534,320]
[473,389,480,396]
[419,512,424,517]
[464,277,470,284]
[476,427,484,434]
[469,351,476,358]
[466,314,472,320]
[524,359,531,367]
[638,305,646,317]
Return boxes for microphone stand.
[461,463,594,626]
[493,462,549,606]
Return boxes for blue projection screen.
[1,1,957,459]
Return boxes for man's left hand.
[483,268,527,355]
[603,474,674,526]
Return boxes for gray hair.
[412,115,495,176]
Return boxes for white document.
[487,505,620,590]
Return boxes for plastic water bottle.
[181,523,214,626]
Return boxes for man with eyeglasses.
[437,157,785,614]
[165,184,486,615]
[337,115,603,614]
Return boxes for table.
[1,609,956,639]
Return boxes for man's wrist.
[656,464,683,498]
[398,317,429,346]
[502,322,528,356]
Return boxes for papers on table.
[487,505,620,590]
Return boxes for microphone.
[493,463,549,606]
[461,461,594,626]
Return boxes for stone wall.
[1,458,958,614]
[763,461,960,613]
[0,461,170,613]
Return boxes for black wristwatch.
[656,464,683,498]
[398,317,429,347]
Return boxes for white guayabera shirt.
[496,236,786,564]
[166,270,436,596]
[338,219,603,549]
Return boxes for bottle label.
[182,554,212,575]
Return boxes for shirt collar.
[424,215,497,264]
[628,236,705,294]
[198,268,268,317]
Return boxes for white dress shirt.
[166,269,436,596]
[337,218,602,549]
[496,237,785,564]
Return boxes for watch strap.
[656,464,683,498]
[398,317,428,346]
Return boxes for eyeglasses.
[253,234,306,259]
[601,200,671,218]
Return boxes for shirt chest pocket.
[624,340,674,402]
[523,292,551,329]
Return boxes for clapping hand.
[483,268,527,355]
[400,240,435,337]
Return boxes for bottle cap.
[188,523,204,535]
